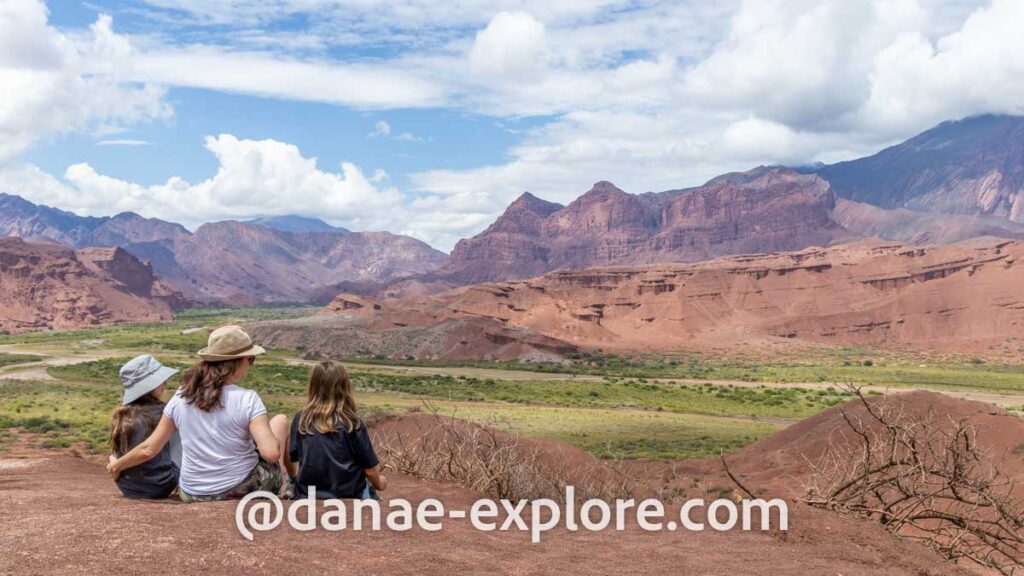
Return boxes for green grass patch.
[0,353,43,368]
[345,353,1024,393]
[13,357,787,459]
[354,372,849,419]
[0,305,318,353]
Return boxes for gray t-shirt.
[163,385,267,496]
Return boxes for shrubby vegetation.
[1,312,1020,459]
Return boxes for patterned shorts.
[179,459,284,503]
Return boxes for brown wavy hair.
[110,394,163,456]
[179,359,245,412]
[298,361,360,435]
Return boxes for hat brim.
[197,344,266,362]
[123,365,179,405]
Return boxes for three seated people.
[106,325,387,502]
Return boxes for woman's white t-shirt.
[163,385,267,495]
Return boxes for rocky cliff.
[0,238,176,332]
[437,168,853,284]
[253,238,1024,360]
[76,247,187,310]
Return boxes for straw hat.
[120,355,178,404]
[198,325,266,361]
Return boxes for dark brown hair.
[109,394,164,456]
[298,361,359,435]
[178,358,245,412]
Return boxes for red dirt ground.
[0,450,982,574]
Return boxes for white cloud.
[367,120,424,142]
[469,11,547,78]
[0,1,170,164]
[131,45,446,109]
[1,134,409,234]
[680,0,1024,136]
[367,120,391,138]
[133,0,627,29]
[96,139,153,146]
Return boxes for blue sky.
[1,0,1021,251]
[26,87,532,188]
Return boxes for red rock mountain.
[252,238,1024,360]
[129,222,445,304]
[0,195,446,303]
[76,247,187,310]
[0,238,178,332]
[436,168,854,284]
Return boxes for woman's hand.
[107,415,177,480]
[106,458,122,481]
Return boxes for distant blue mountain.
[808,114,1024,221]
[247,215,350,234]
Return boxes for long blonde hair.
[298,361,359,434]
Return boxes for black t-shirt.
[289,411,380,499]
[115,404,179,499]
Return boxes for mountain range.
[429,114,1024,286]
[0,195,445,303]
[251,237,1024,360]
[3,114,1024,325]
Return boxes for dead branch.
[802,384,1024,575]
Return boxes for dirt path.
[0,453,976,576]
[0,345,120,381]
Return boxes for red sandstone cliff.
[0,238,177,332]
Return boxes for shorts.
[179,459,284,503]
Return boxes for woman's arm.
[364,464,387,492]
[249,414,281,463]
[106,415,176,481]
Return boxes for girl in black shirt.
[285,361,387,499]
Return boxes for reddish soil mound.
[371,412,609,486]
[0,237,178,332]
[253,237,1024,360]
[720,390,1024,499]
[0,453,974,575]
[250,313,579,361]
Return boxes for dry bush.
[373,408,642,502]
[803,385,1024,575]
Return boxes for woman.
[109,355,181,499]
[107,325,290,502]
[285,360,387,500]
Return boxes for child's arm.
[107,416,176,480]
[283,433,298,478]
[364,464,387,492]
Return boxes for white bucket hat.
[198,325,266,361]
[120,355,178,405]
